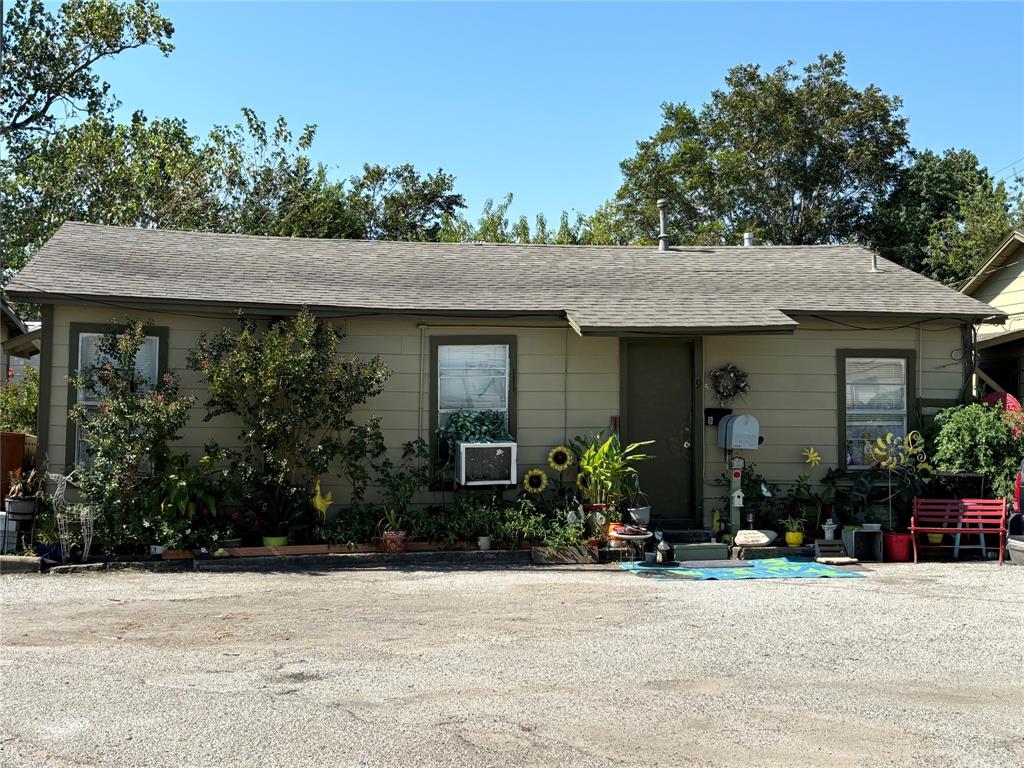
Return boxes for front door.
[621,339,695,526]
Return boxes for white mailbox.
[717,414,760,450]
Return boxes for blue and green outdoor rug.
[618,557,863,580]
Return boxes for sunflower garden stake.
[871,431,933,531]
[523,469,549,495]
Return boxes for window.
[842,355,913,468]
[77,332,160,405]
[429,336,517,476]
[437,343,510,429]
[68,325,167,467]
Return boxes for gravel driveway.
[1,562,1021,767]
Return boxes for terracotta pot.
[883,532,912,562]
[381,530,409,553]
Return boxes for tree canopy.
[594,52,911,247]
[867,148,1022,284]
[2,1,1020,292]
[1,0,174,138]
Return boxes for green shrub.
[70,321,194,555]
[0,365,39,433]
[932,403,1024,500]
[188,309,390,538]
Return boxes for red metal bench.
[911,498,1008,565]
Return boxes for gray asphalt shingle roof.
[6,222,1004,333]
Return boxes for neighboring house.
[959,229,1024,399]
[6,222,1004,529]
[1,299,40,381]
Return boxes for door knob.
[683,441,692,449]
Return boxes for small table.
[841,528,883,562]
[608,531,652,563]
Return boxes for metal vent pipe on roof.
[743,232,754,246]
[657,199,669,251]
[870,251,881,272]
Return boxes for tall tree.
[924,179,1023,286]
[868,148,1021,283]
[1,0,174,139]
[592,52,910,246]
[2,112,221,275]
[343,163,465,241]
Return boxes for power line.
[991,155,1024,177]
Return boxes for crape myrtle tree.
[69,320,193,554]
[187,309,391,538]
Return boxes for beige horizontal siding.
[699,316,968,526]
[45,306,618,505]
[973,257,1024,338]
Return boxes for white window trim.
[844,356,909,469]
[437,343,511,427]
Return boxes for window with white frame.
[437,343,510,430]
[844,357,908,468]
[77,333,160,405]
[75,332,161,465]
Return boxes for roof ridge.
[58,221,873,251]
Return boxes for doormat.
[618,557,864,580]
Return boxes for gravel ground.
[1,562,1022,768]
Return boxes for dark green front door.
[621,339,695,526]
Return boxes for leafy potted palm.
[572,433,653,535]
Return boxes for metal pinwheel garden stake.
[870,431,933,529]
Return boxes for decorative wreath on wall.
[708,364,750,405]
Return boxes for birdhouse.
[731,489,745,508]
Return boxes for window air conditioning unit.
[455,442,517,486]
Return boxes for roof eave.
[959,229,1024,296]
[1,298,29,335]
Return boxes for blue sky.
[94,1,1024,224]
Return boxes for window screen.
[845,357,907,467]
[77,333,160,405]
[437,344,509,428]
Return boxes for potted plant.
[5,467,45,521]
[376,506,408,552]
[246,489,310,547]
[572,433,653,533]
[780,516,805,546]
[375,439,431,553]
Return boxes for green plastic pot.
[262,535,288,547]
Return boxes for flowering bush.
[187,309,391,538]
[0,365,39,433]
[70,321,193,555]
[933,403,1024,500]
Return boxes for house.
[1,298,40,381]
[959,229,1024,399]
[5,221,1004,529]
